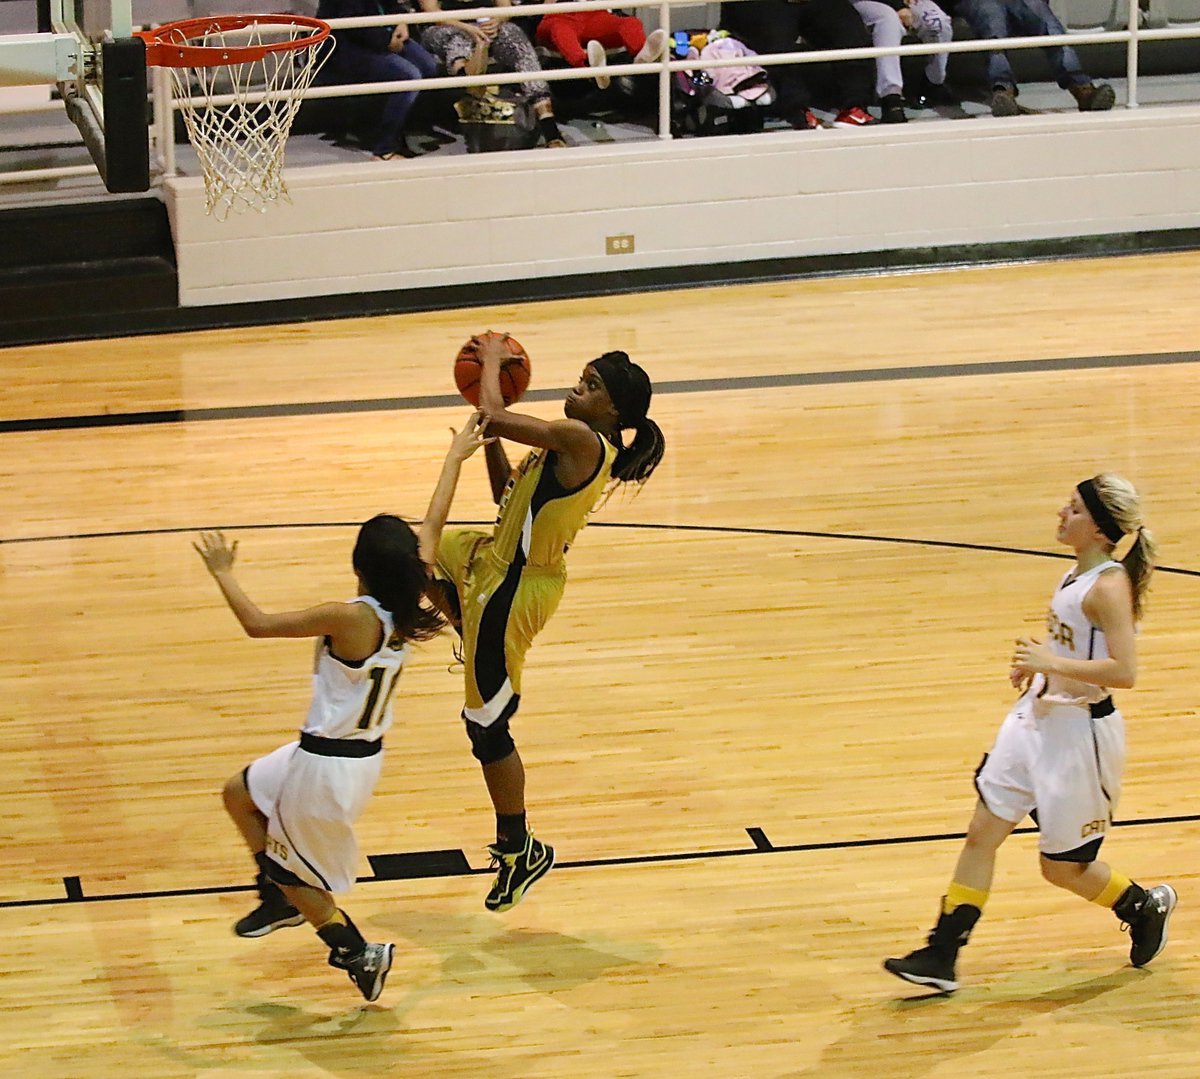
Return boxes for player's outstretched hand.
[194,530,238,575]
[448,411,493,462]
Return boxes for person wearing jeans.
[955,0,1116,115]
[318,0,441,159]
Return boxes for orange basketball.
[454,332,532,407]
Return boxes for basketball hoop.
[138,15,332,219]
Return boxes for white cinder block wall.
[164,104,1200,308]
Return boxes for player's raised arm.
[419,414,491,569]
[193,531,377,656]
[473,332,604,470]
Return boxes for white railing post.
[659,1,672,140]
[1126,0,1140,108]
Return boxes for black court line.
[5,813,1196,912]
[3,349,1199,435]
[3,519,1196,579]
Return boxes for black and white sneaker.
[333,942,395,1002]
[484,833,554,912]
[883,946,959,993]
[1127,884,1177,967]
[234,876,306,938]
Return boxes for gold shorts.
[436,528,565,726]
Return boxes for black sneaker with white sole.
[234,873,306,938]
[331,942,394,1002]
[1127,883,1177,967]
[883,946,959,993]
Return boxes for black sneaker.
[234,875,306,938]
[484,833,554,912]
[332,942,395,1002]
[1127,884,1177,967]
[907,75,959,109]
[880,93,907,124]
[883,946,959,993]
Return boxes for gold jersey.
[491,434,616,569]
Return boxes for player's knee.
[465,717,515,764]
[1040,854,1086,888]
[222,769,251,814]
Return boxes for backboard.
[0,1,149,191]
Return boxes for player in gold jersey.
[429,335,665,911]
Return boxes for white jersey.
[1037,559,1121,708]
[302,596,408,742]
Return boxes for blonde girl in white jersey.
[885,473,1176,993]
[195,418,488,1002]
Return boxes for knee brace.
[465,717,515,764]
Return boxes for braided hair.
[590,351,665,485]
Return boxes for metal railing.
[3,0,1200,187]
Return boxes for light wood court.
[2,251,1200,1077]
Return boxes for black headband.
[1077,479,1125,544]
[592,352,649,429]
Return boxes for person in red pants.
[535,7,666,88]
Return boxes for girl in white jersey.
[195,418,487,1002]
[884,473,1176,993]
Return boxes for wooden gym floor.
[2,251,1199,1077]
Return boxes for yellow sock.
[943,881,990,914]
[317,909,347,931]
[1093,871,1132,908]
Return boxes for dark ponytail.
[352,514,446,642]
[590,351,666,486]
[612,417,666,484]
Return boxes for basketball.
[454,332,532,407]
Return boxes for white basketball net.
[161,21,329,219]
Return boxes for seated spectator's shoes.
[234,898,305,938]
[587,40,610,89]
[908,76,958,108]
[1071,82,1115,111]
[990,87,1020,117]
[485,833,555,912]
[833,106,876,127]
[790,109,821,130]
[635,28,669,63]
[333,942,395,1002]
[883,946,959,993]
[1127,884,1177,967]
[544,138,567,149]
[880,94,907,124]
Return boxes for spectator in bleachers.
[851,0,955,122]
[535,5,668,89]
[418,0,568,145]
[720,0,878,128]
[317,0,440,159]
[953,0,1117,115]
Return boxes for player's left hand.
[473,331,508,368]
[194,530,238,575]
[448,411,493,461]
[1011,636,1055,677]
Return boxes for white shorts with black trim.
[975,691,1125,860]
[246,740,383,893]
